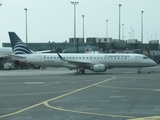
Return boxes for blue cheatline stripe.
[13,42,32,54]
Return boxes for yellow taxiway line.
[0,76,134,119]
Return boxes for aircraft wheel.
[78,70,85,74]
[82,70,85,74]
[138,71,141,74]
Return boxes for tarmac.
[0,66,160,120]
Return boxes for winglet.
[57,52,65,61]
[54,47,66,61]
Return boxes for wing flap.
[66,60,91,66]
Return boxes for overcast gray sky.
[0,0,159,47]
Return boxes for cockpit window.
[143,56,148,59]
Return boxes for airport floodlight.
[141,11,144,44]
[119,4,122,41]
[106,19,108,40]
[71,1,79,53]
[122,24,125,40]
[82,15,85,42]
[24,8,28,43]
[71,2,79,5]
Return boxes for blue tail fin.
[8,32,32,54]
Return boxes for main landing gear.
[74,69,85,75]
[138,71,141,74]
[138,68,141,74]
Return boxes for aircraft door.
[135,56,140,63]
[37,55,42,62]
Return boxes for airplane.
[0,41,53,69]
[0,47,13,68]
[0,47,12,58]
[8,32,157,75]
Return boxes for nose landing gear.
[138,68,155,74]
[138,68,141,74]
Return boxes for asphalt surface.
[0,66,160,120]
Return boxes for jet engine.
[91,64,106,72]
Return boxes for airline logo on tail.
[8,32,32,54]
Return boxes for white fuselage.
[12,53,157,71]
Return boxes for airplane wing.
[0,55,10,58]
[35,50,52,54]
[57,52,92,67]
[66,59,91,66]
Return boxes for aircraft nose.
[152,60,157,66]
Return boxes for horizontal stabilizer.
[7,54,26,59]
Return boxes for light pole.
[122,23,124,40]
[24,8,28,43]
[82,15,84,42]
[133,29,134,39]
[71,2,79,53]
[147,30,149,43]
[130,27,132,39]
[155,34,157,40]
[119,4,122,41]
[106,20,108,42]
[141,11,144,43]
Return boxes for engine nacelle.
[91,64,106,72]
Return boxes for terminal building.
[2,37,160,63]
[2,37,160,53]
